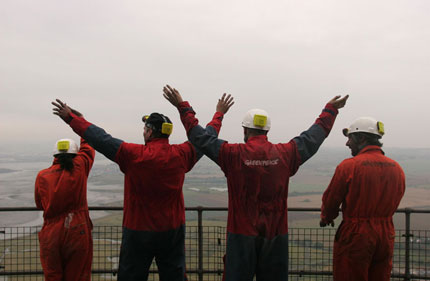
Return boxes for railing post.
[197,206,203,281]
[403,208,412,281]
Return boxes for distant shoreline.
[0,168,18,174]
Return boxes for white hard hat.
[242,109,271,131]
[53,139,79,156]
[343,117,384,138]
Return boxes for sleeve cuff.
[214,111,224,119]
[324,103,338,115]
[69,113,91,136]
[69,112,79,125]
[179,101,191,108]
[178,101,195,116]
[68,112,79,123]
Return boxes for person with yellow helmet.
[320,117,405,281]
[35,132,95,280]
[163,84,348,281]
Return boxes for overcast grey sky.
[1,0,429,153]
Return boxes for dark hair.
[351,132,383,147]
[56,154,76,171]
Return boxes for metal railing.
[1,207,430,280]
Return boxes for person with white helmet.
[320,117,405,281]
[163,84,348,281]
[35,120,95,281]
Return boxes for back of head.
[53,139,78,171]
[242,109,271,131]
[343,117,384,147]
[142,113,173,138]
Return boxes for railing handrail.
[1,206,430,280]
[1,206,430,213]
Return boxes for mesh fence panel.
[1,224,430,280]
[0,226,43,280]
[288,227,335,281]
[409,230,430,277]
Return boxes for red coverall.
[65,111,220,280]
[35,138,95,281]
[321,145,405,281]
[177,101,339,280]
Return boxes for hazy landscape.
[1,146,429,280]
[1,146,429,229]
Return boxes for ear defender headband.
[143,114,173,135]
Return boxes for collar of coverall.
[146,137,170,145]
[246,135,268,143]
[357,145,385,156]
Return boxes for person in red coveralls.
[320,117,405,281]
[51,97,231,281]
[163,85,348,281]
[35,131,95,281]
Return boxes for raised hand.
[52,99,82,123]
[216,93,234,114]
[163,85,184,107]
[328,95,349,110]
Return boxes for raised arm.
[74,138,96,176]
[163,85,234,164]
[52,99,123,162]
[293,95,349,165]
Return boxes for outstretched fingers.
[328,94,349,109]
[51,101,61,109]
[52,100,63,115]
[216,93,235,114]
[51,99,69,113]
[52,99,66,108]
[163,86,174,101]
[222,93,234,108]
[52,107,60,115]
[166,84,174,93]
[328,95,341,104]
[163,86,171,99]
[51,98,75,123]
[225,94,234,107]
[163,84,183,107]
[336,94,349,109]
